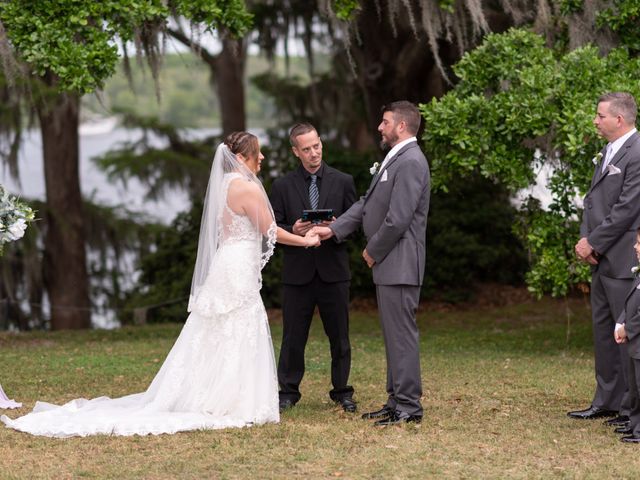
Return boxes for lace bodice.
[220,202,261,244]
[220,173,276,268]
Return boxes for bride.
[1,132,320,437]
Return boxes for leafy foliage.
[331,0,360,20]
[423,174,527,302]
[0,0,252,93]
[421,28,640,296]
[598,0,640,52]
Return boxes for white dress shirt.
[380,136,417,171]
[602,128,637,172]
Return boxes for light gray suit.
[580,131,640,413]
[331,141,430,416]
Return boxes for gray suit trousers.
[591,271,631,414]
[376,284,423,416]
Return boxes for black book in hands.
[301,209,333,223]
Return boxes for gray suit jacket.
[331,141,430,286]
[617,277,640,358]
[581,132,640,279]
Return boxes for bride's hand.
[304,227,321,248]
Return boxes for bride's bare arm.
[276,226,320,247]
[231,179,319,248]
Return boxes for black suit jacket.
[619,277,640,359]
[270,163,356,285]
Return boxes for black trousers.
[277,274,353,403]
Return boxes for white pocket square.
[380,170,388,182]
[606,164,621,175]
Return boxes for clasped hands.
[299,219,376,268]
[295,217,332,248]
[575,237,599,265]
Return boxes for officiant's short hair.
[382,101,421,135]
[598,92,637,125]
[289,123,318,146]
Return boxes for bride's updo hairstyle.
[224,131,259,159]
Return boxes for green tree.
[421,28,640,296]
[0,0,251,329]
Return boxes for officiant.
[269,123,357,413]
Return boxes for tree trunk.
[166,29,247,137]
[215,38,247,136]
[37,89,91,330]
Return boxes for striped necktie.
[309,174,319,209]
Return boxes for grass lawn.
[1,294,639,479]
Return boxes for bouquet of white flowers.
[0,185,35,256]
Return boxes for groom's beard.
[379,132,399,150]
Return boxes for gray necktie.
[602,143,613,173]
[309,174,319,209]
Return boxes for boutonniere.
[369,162,380,175]
[592,152,603,166]
[632,265,640,278]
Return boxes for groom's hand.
[362,249,375,268]
[293,218,313,235]
[314,226,334,240]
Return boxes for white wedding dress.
[1,173,279,437]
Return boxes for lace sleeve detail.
[260,221,277,270]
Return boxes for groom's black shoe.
[373,410,422,426]
[336,397,357,413]
[279,399,296,412]
[604,415,630,427]
[566,406,617,419]
[361,405,394,420]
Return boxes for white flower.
[0,185,35,254]
[633,265,640,276]
[592,152,603,166]
[369,162,380,175]
[7,218,27,241]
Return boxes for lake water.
[1,124,198,221]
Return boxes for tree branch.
[166,27,218,68]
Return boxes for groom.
[316,101,430,425]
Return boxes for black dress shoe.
[604,415,630,426]
[566,406,617,419]
[621,434,640,443]
[335,397,357,413]
[279,399,295,412]
[615,426,633,435]
[361,405,394,420]
[373,410,422,426]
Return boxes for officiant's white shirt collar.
[608,128,637,160]
[381,136,417,170]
